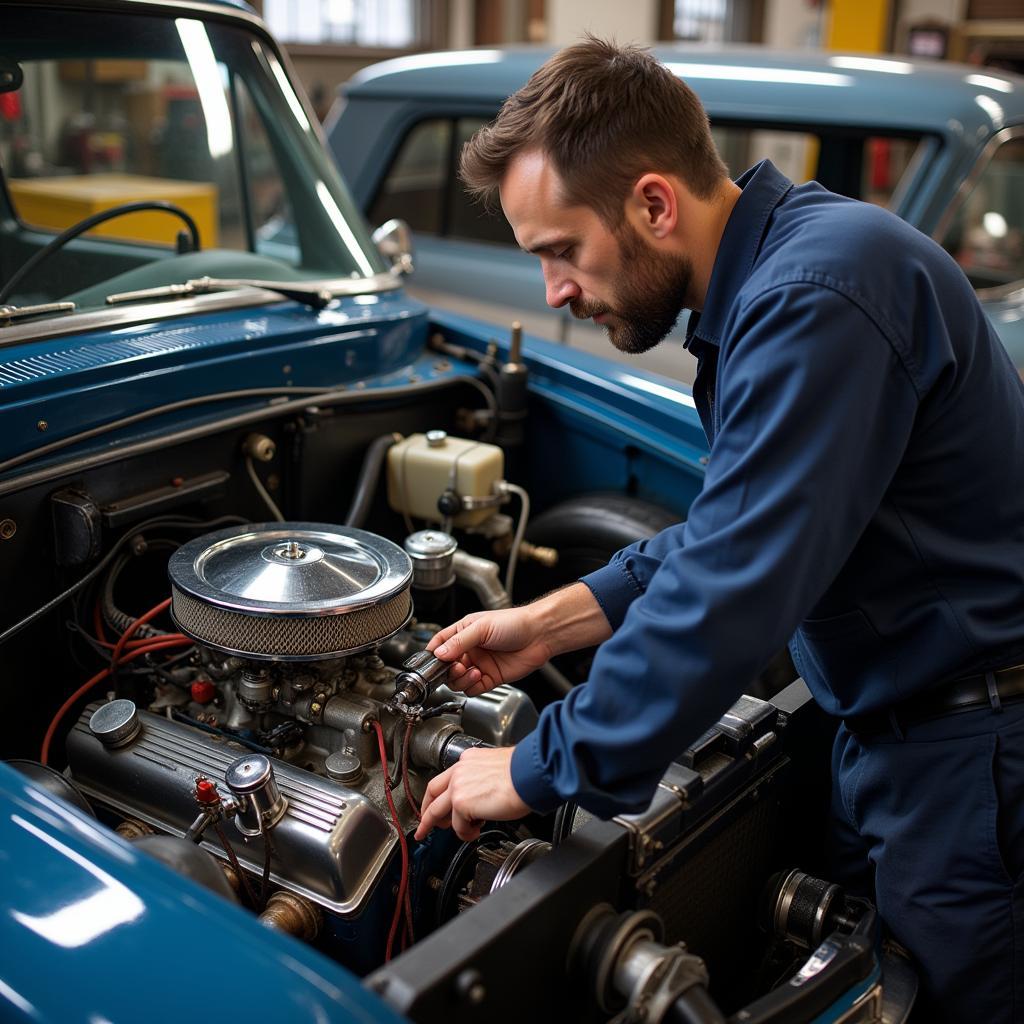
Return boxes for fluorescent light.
[829,56,913,74]
[666,63,853,87]
[966,73,1013,94]
[176,19,234,159]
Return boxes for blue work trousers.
[830,699,1024,1022]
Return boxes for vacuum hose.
[345,433,401,528]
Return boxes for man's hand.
[414,746,530,842]
[427,608,553,696]
[427,582,612,697]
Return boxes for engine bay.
[0,389,913,1015]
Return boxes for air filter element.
[168,523,412,661]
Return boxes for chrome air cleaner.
[168,523,412,661]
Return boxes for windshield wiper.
[105,276,334,311]
[0,301,76,326]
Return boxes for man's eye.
[556,247,573,261]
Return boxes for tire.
[519,493,679,691]
[525,493,680,583]
[520,493,796,699]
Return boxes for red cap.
[195,778,220,805]
[191,679,216,704]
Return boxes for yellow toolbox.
[7,173,218,248]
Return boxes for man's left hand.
[414,746,530,842]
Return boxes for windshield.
[0,4,385,315]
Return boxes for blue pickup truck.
[0,2,912,1021]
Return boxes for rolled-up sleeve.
[511,281,919,816]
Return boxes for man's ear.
[629,173,678,239]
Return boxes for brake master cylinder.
[386,431,504,527]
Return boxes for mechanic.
[413,37,1024,1022]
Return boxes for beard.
[569,223,693,354]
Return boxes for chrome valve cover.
[67,704,395,917]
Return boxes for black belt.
[844,663,1024,737]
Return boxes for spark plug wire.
[373,719,414,961]
[40,635,191,764]
[42,596,190,764]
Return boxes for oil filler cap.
[89,699,141,748]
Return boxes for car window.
[368,118,450,235]
[940,135,1024,290]
[368,115,925,258]
[0,6,383,313]
[448,117,518,246]
[712,124,923,206]
[369,116,516,247]
[5,56,245,252]
[234,74,298,260]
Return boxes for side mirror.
[372,218,414,276]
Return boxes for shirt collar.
[684,159,793,350]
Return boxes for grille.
[171,587,411,660]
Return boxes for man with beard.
[414,37,1024,1021]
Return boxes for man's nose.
[543,264,579,309]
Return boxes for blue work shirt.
[511,159,1024,817]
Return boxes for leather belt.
[844,663,1024,737]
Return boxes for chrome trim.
[0,274,402,348]
[932,123,1024,245]
[105,277,333,309]
[887,133,941,218]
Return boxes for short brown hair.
[460,36,728,226]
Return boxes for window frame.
[367,112,519,248]
[934,123,1024,254]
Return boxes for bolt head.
[455,969,486,1005]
